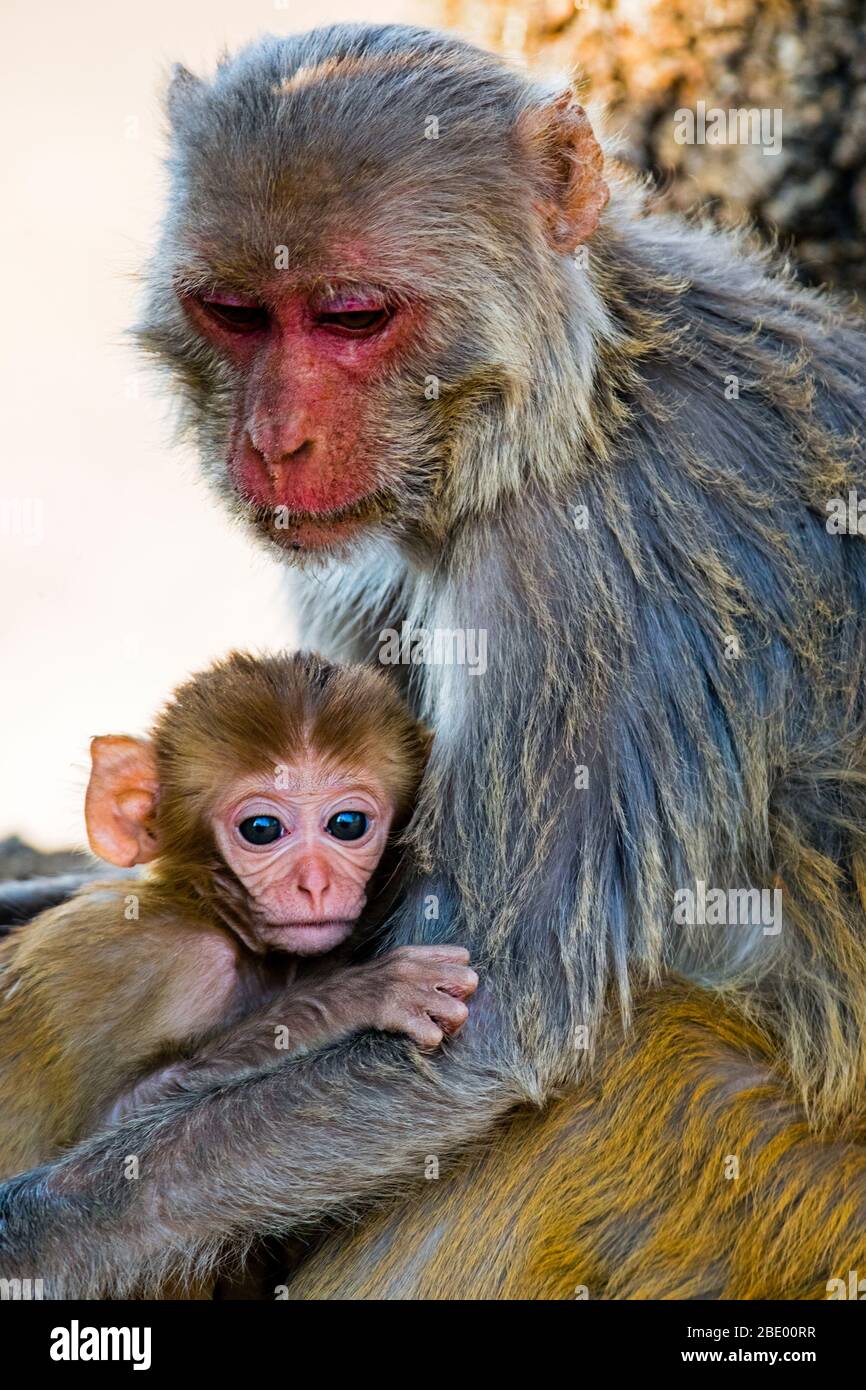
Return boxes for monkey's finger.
[393,945,471,964]
[433,965,479,999]
[403,1015,445,1049]
[425,992,470,1034]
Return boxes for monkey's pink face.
[180,278,418,553]
[211,757,394,955]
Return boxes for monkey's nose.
[232,435,317,507]
[247,418,313,465]
[294,858,333,916]
[265,440,313,485]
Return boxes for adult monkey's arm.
[0,983,526,1297]
[0,874,102,928]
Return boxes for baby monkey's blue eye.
[238,815,284,846]
[326,811,369,841]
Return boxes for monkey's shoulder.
[3,882,241,1006]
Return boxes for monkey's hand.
[188,944,478,1068]
[229,944,479,1056]
[342,944,478,1048]
[222,943,479,1056]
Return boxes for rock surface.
[443,0,866,291]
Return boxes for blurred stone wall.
[442,0,866,291]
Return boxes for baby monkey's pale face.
[211,752,394,955]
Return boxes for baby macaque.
[0,652,477,1180]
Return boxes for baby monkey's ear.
[85,735,160,867]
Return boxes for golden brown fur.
[0,893,244,1180]
[285,987,866,1300]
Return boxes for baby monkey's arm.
[108,945,478,1119]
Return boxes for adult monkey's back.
[2,23,866,1299]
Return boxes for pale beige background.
[0,0,431,849]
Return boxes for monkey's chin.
[263,514,369,555]
[237,490,395,559]
[257,919,356,956]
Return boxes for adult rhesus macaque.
[0,651,475,1181]
[2,23,866,1299]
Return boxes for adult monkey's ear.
[166,62,206,122]
[517,91,609,252]
[85,736,161,868]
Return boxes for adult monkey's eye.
[196,295,269,334]
[326,811,369,841]
[238,815,284,845]
[316,307,390,336]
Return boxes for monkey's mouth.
[239,489,397,555]
[258,918,356,955]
